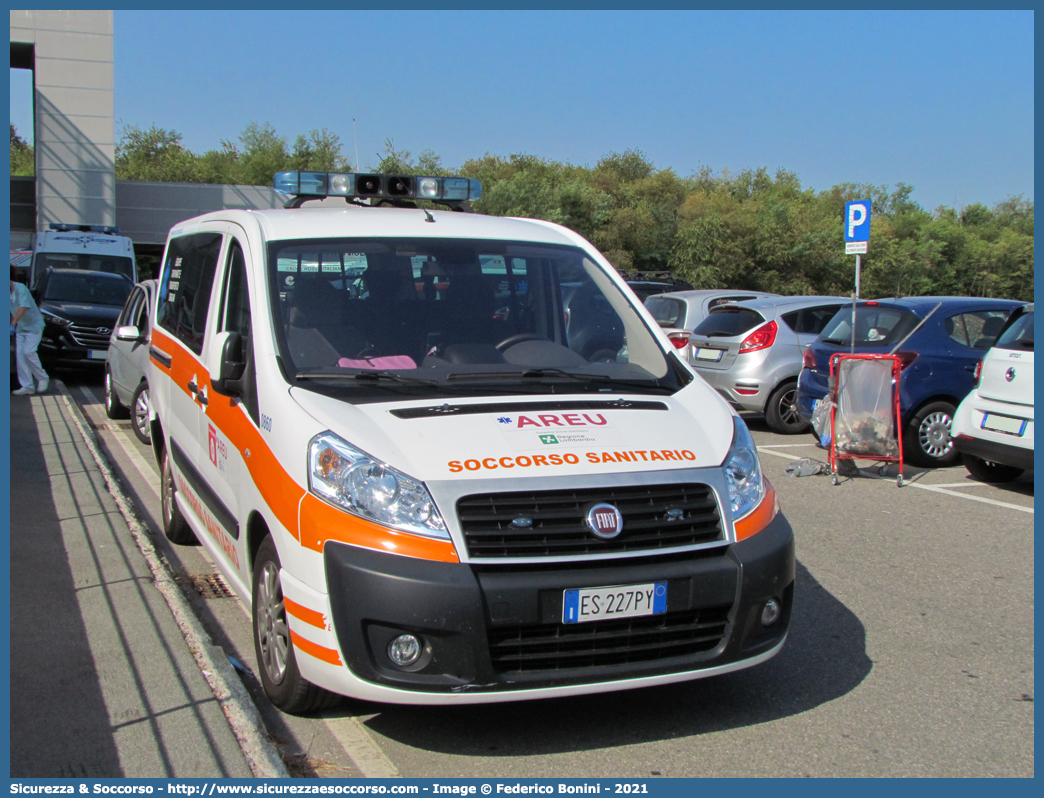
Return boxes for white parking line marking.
[758,447,1033,514]
[757,443,822,449]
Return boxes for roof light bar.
[274,171,482,203]
[48,223,121,234]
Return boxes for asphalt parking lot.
[29,371,1036,777]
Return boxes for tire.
[905,401,959,468]
[765,381,809,435]
[130,382,151,445]
[963,454,1024,484]
[104,368,129,420]
[160,447,196,545]
[252,536,338,714]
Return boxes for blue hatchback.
[796,296,1024,467]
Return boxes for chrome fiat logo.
[585,503,623,539]
[1006,367,1016,382]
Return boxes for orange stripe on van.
[289,630,343,666]
[734,479,779,542]
[300,493,460,563]
[285,597,328,630]
[151,329,457,563]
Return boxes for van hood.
[288,381,736,483]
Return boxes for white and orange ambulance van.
[148,171,794,713]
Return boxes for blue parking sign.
[844,200,871,242]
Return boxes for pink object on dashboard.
[337,355,417,370]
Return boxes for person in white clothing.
[10,266,49,395]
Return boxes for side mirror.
[208,331,246,396]
[115,324,141,342]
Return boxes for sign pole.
[855,254,861,299]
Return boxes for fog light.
[761,598,781,626]
[387,634,423,667]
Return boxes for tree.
[10,125,33,176]
[115,125,202,182]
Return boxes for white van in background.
[30,223,137,290]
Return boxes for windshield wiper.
[448,368,661,389]
[295,369,439,386]
[822,338,849,346]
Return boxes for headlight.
[42,311,71,327]
[308,432,448,539]
[724,416,764,519]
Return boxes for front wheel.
[765,382,809,434]
[963,454,1024,483]
[905,401,959,468]
[252,537,337,714]
[104,369,128,420]
[160,447,196,545]
[130,382,151,445]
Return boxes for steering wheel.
[352,343,380,360]
[495,333,544,352]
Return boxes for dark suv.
[35,268,134,368]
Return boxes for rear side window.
[819,304,920,348]
[645,296,685,328]
[158,233,222,355]
[694,307,766,337]
[994,310,1033,351]
[781,304,844,335]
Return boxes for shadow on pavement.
[350,559,871,756]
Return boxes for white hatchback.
[951,303,1034,482]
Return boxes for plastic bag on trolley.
[833,358,899,458]
[811,398,834,447]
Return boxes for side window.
[221,241,251,340]
[965,310,1009,350]
[158,233,222,355]
[803,304,843,335]
[118,288,142,327]
[944,313,970,347]
[134,290,150,332]
[780,310,801,332]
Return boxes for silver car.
[644,289,780,332]
[104,279,157,444]
[688,296,848,434]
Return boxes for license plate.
[981,413,1027,436]
[87,349,108,360]
[695,347,724,361]
[562,582,667,624]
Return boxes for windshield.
[818,304,920,348]
[36,252,134,281]
[267,237,685,399]
[43,272,133,305]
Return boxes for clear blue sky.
[10,9,1034,213]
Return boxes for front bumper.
[323,511,794,695]
[39,326,110,366]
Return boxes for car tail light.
[802,346,816,370]
[739,320,777,353]
[894,351,919,370]
[667,330,691,349]
[973,358,983,386]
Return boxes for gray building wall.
[10,9,116,231]
[116,182,289,246]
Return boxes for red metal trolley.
[828,353,905,487]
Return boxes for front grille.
[457,483,723,559]
[488,605,730,674]
[68,324,111,348]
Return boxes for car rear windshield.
[693,307,766,338]
[818,304,921,348]
[995,311,1033,351]
[644,296,685,328]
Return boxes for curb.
[55,381,290,779]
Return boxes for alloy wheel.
[918,410,954,460]
[257,560,289,684]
